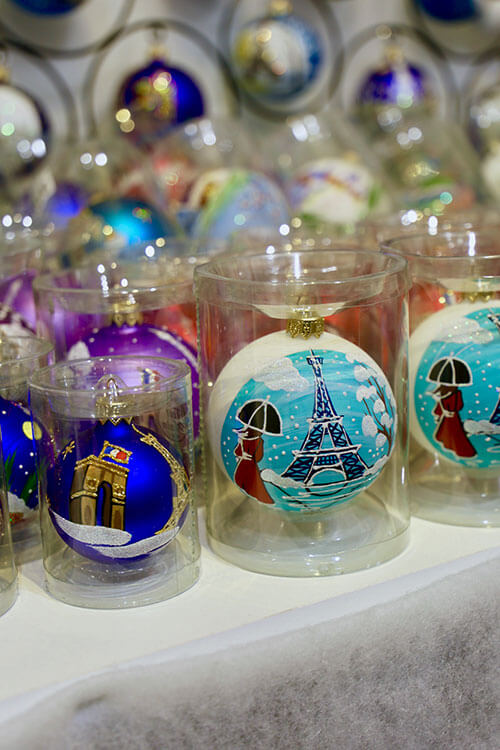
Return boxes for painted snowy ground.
[52,511,178,558]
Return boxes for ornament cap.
[112,301,143,327]
[95,374,133,424]
[286,314,324,339]
[269,0,292,16]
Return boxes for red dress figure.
[234,427,274,504]
[432,385,476,458]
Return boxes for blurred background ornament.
[189,167,290,241]
[115,52,204,149]
[355,42,435,133]
[261,111,393,234]
[0,61,50,183]
[230,0,323,102]
[9,0,86,13]
[415,0,478,22]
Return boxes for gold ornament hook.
[95,374,132,425]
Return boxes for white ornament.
[207,330,396,511]
[409,301,500,473]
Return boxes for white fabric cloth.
[0,547,498,749]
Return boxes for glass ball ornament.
[409,302,500,473]
[188,167,290,240]
[415,0,478,22]
[0,76,50,181]
[231,0,323,102]
[207,330,397,512]
[47,418,190,562]
[286,157,389,228]
[356,45,433,114]
[468,83,500,155]
[115,58,204,149]
[10,0,86,13]
[0,396,48,524]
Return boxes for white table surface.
[2,516,500,704]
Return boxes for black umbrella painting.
[236,399,282,435]
[427,356,472,386]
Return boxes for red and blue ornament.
[47,418,189,562]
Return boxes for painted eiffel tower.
[281,351,367,485]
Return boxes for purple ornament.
[0,302,33,336]
[0,272,37,331]
[67,323,200,435]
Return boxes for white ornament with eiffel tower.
[207,330,397,512]
[410,301,500,473]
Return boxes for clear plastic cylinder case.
[383,230,500,526]
[0,335,53,557]
[195,249,410,576]
[0,438,17,616]
[33,250,200,446]
[29,355,200,609]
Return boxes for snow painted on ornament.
[220,348,396,512]
[413,305,500,468]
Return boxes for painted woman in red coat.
[233,398,282,505]
[432,385,477,458]
[234,426,275,505]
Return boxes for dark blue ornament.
[47,420,190,562]
[0,396,48,524]
[10,0,86,14]
[116,59,204,148]
[44,182,88,230]
[86,197,178,246]
[357,56,429,107]
[416,0,477,22]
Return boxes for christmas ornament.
[10,0,86,13]
[0,68,50,181]
[0,302,33,337]
[356,45,433,113]
[0,396,47,524]
[468,83,500,154]
[415,0,477,22]
[47,383,190,562]
[231,0,322,102]
[286,157,389,227]
[70,197,178,251]
[410,301,500,471]
[115,58,204,149]
[207,327,396,511]
[67,319,200,434]
[189,168,290,240]
[43,181,89,230]
[0,271,38,331]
